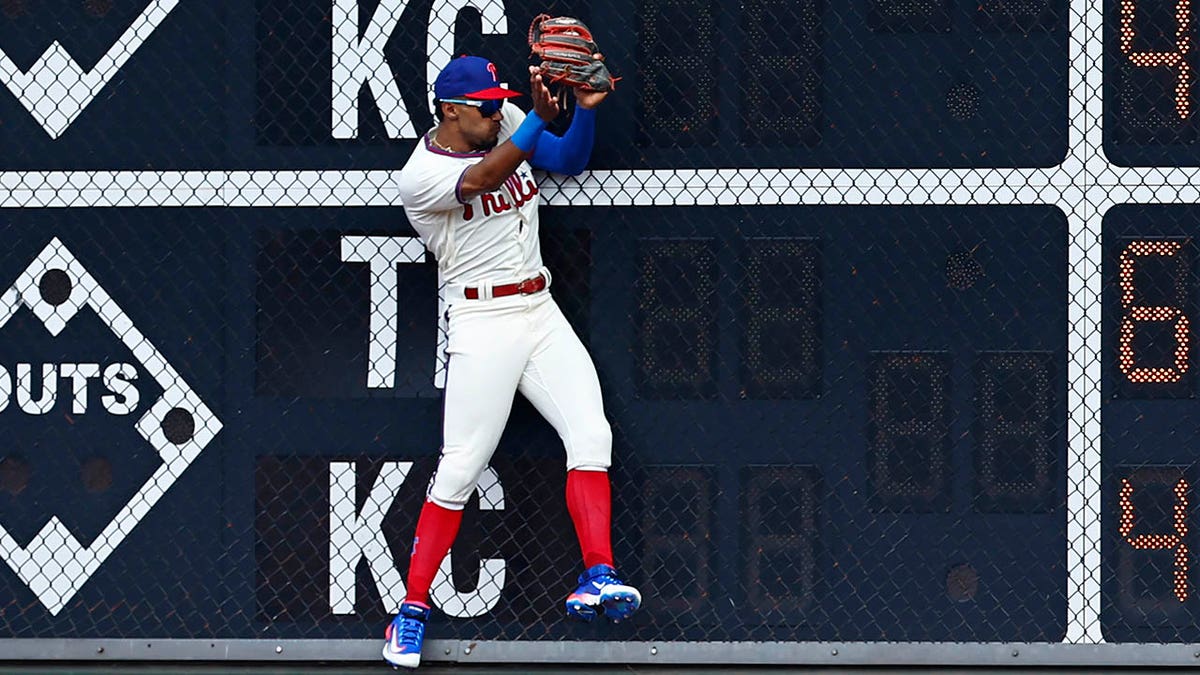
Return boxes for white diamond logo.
[0,0,180,138]
[0,237,222,614]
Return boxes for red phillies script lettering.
[463,178,539,220]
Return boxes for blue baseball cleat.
[382,602,430,669]
[565,564,642,623]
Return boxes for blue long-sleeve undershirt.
[528,106,597,176]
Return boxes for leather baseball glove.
[528,14,618,92]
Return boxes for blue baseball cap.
[434,56,522,101]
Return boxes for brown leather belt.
[464,274,547,300]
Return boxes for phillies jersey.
[397,106,545,286]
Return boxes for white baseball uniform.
[397,105,612,510]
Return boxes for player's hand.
[575,54,610,109]
[529,67,560,123]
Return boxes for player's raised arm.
[456,69,559,200]
[530,83,610,176]
[525,12,616,176]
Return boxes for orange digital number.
[1119,477,1189,602]
[1118,240,1191,383]
[1120,0,1193,121]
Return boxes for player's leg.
[410,310,529,600]
[517,298,641,622]
[384,307,530,668]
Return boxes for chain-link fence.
[0,0,1199,666]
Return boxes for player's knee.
[566,419,612,470]
[428,447,485,508]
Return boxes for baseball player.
[381,55,641,669]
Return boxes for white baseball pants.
[428,290,612,509]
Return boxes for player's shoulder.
[503,103,527,124]
[397,135,439,194]
[499,104,527,143]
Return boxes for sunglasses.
[443,98,503,116]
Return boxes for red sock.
[566,469,614,569]
[404,500,463,605]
